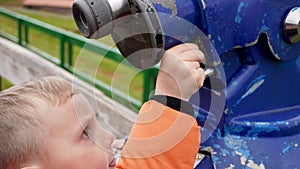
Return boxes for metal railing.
[0,76,2,92]
[0,7,158,110]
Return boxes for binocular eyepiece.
[72,0,165,69]
[72,0,221,71]
[72,0,131,39]
[72,0,223,90]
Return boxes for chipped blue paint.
[235,16,242,24]
[260,25,269,32]
[202,0,300,60]
[281,141,299,155]
[239,2,246,12]
[226,65,258,100]
[235,2,245,24]
[282,145,291,154]
[236,75,265,104]
[247,122,281,137]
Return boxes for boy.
[0,43,205,169]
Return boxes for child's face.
[41,94,117,169]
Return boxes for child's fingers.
[184,61,201,70]
[195,68,205,88]
[180,50,205,63]
[168,43,199,54]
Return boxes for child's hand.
[155,43,206,101]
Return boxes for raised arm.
[116,43,205,169]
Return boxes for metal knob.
[283,7,300,44]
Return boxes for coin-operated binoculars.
[72,0,300,168]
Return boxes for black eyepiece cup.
[72,0,113,39]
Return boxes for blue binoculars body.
[72,0,300,168]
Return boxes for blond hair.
[0,76,79,169]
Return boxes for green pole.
[18,19,22,45]
[68,42,73,66]
[60,35,65,68]
[142,68,158,103]
[0,76,2,92]
[24,24,29,45]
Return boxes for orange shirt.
[116,100,200,169]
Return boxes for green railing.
[0,7,158,110]
[0,76,2,92]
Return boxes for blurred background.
[0,0,156,110]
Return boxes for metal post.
[17,19,22,45]
[0,76,2,91]
[68,42,73,66]
[142,68,158,103]
[60,35,65,68]
[24,24,29,45]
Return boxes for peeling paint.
[234,2,245,24]
[225,164,235,169]
[233,35,259,49]
[247,122,280,137]
[281,141,299,155]
[201,0,206,9]
[232,32,280,62]
[152,0,177,15]
[236,151,266,169]
[202,146,218,169]
[246,160,265,169]
[234,33,281,60]
[240,155,247,165]
[264,32,281,60]
[282,144,291,154]
[203,146,218,156]
[237,75,265,104]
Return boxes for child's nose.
[92,125,115,151]
[102,130,115,149]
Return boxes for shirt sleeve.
[116,96,200,169]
